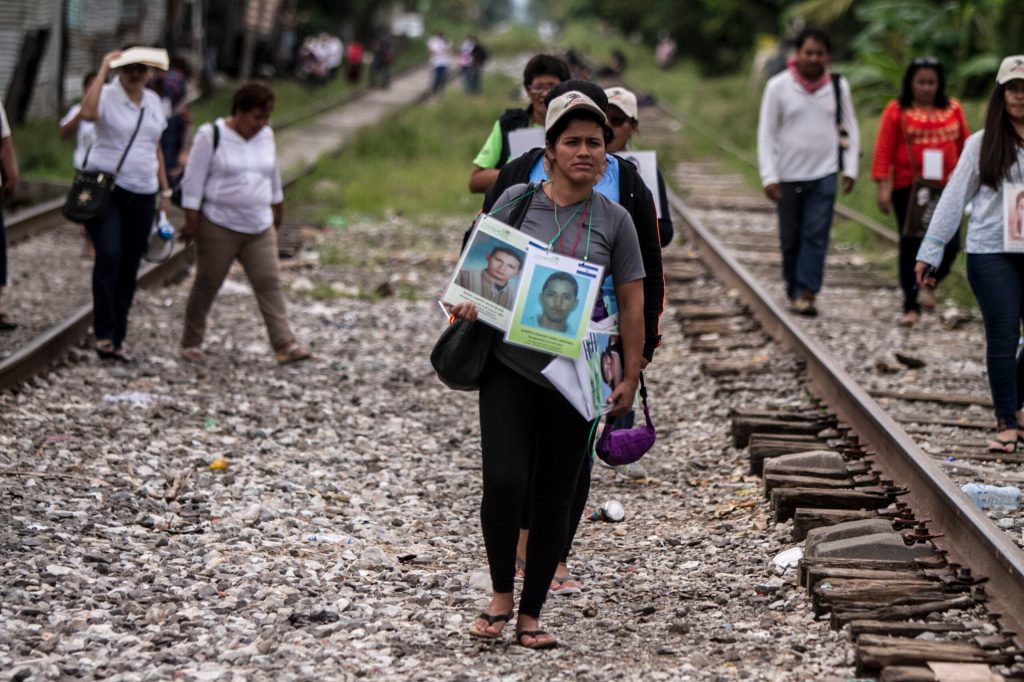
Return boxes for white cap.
[544,90,608,132]
[604,86,638,121]
[996,55,1024,85]
[111,47,170,71]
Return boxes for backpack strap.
[507,181,540,228]
[497,107,533,168]
[832,73,844,173]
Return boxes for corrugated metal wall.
[1,0,168,120]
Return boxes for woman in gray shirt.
[447,90,645,649]
[916,55,1024,452]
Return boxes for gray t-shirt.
[489,183,645,386]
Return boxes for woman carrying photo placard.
[446,88,645,649]
[916,55,1024,454]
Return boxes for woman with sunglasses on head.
[79,49,172,362]
[481,80,665,598]
[872,57,969,326]
[916,56,1024,454]
[448,88,646,649]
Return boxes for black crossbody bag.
[62,108,145,223]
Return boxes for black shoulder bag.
[430,183,539,391]
[62,108,146,223]
[900,110,943,238]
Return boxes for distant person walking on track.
[0,98,19,331]
[427,31,451,94]
[79,48,172,361]
[448,89,646,649]
[60,70,100,258]
[757,28,860,317]
[872,58,969,326]
[59,71,99,171]
[177,82,310,365]
[468,54,570,194]
[916,55,1024,454]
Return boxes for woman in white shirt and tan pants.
[177,82,309,364]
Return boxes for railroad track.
[618,83,1024,679]
[0,64,437,391]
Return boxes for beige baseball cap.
[544,90,609,132]
[605,86,638,121]
[111,47,169,71]
[996,55,1024,84]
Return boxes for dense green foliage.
[840,0,1021,111]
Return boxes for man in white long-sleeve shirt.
[757,28,860,316]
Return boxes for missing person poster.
[542,316,620,420]
[1004,182,1024,253]
[441,214,534,331]
[618,150,661,219]
[505,250,604,359]
[507,127,545,162]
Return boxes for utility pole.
[239,0,265,81]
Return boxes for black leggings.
[521,410,629,563]
[893,186,960,313]
[479,358,591,618]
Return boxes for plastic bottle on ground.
[590,499,625,522]
[960,483,1021,510]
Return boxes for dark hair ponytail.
[979,83,1024,189]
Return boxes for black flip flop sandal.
[0,313,17,331]
[515,629,557,650]
[988,437,1018,454]
[468,611,512,639]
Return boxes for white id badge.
[1003,182,1024,252]
[922,149,943,181]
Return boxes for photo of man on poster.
[456,245,524,309]
[531,271,580,335]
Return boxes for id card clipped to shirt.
[1003,181,1024,252]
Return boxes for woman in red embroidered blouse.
[871,58,970,326]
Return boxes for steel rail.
[668,189,1024,643]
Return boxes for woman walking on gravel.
[177,82,310,365]
[872,58,969,326]
[447,89,646,649]
[481,81,664,595]
[916,56,1024,453]
[80,49,172,362]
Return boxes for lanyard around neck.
[547,184,594,261]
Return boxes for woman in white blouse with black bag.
[178,82,310,364]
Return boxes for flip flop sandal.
[468,611,512,639]
[515,629,557,650]
[0,313,17,331]
[988,437,1018,454]
[549,574,582,596]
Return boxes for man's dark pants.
[776,173,837,301]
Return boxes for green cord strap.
[487,185,540,217]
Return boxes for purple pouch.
[595,375,655,466]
